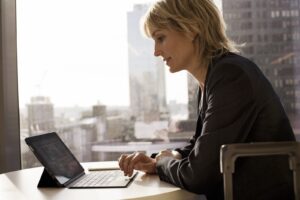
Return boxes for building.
[27,96,55,136]
[222,0,300,130]
[187,73,199,120]
[92,104,107,141]
[127,4,168,122]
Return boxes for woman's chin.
[168,67,181,73]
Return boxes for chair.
[220,141,300,200]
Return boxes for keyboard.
[70,170,135,188]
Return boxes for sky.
[17,0,221,108]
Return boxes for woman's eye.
[157,36,165,43]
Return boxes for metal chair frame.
[220,142,300,200]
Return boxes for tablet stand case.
[38,168,63,188]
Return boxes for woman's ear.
[185,32,197,42]
[192,33,199,43]
[189,31,198,42]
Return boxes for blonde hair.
[143,0,239,64]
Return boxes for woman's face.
[151,28,197,73]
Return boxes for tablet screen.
[25,132,84,186]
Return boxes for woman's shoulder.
[208,53,249,79]
[209,52,263,80]
[206,52,274,100]
[212,52,256,69]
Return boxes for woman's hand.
[155,150,182,161]
[118,152,156,177]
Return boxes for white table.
[0,161,206,200]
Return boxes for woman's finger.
[123,153,136,176]
[118,154,128,171]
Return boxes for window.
[3,0,298,172]
[17,0,200,168]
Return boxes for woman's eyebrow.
[151,29,161,37]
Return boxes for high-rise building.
[27,96,55,135]
[187,73,199,120]
[127,4,168,122]
[223,0,300,128]
[92,104,107,141]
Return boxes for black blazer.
[155,53,296,200]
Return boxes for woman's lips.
[163,57,171,65]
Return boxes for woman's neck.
[187,60,208,91]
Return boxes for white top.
[0,161,206,200]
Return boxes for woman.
[119,0,296,199]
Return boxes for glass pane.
[18,0,299,170]
[17,0,195,168]
[222,0,300,139]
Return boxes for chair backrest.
[220,141,300,200]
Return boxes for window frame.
[0,0,21,173]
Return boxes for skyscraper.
[127,4,167,122]
[223,0,300,127]
[27,96,55,135]
[187,73,199,120]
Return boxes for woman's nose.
[154,44,161,57]
[154,49,160,57]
